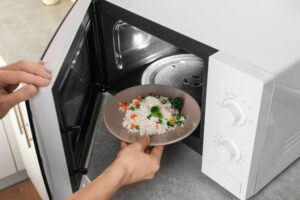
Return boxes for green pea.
[136,126,140,130]
[177,121,182,126]
[147,114,151,119]
[176,114,181,120]
[130,106,135,111]
[158,119,162,123]
[136,104,140,109]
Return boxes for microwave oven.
[26,0,300,199]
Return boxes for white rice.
[120,95,184,136]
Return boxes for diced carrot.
[136,96,141,100]
[130,114,136,119]
[123,105,128,110]
[131,124,136,129]
[121,102,127,107]
[133,100,139,106]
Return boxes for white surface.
[15,103,49,200]
[2,111,26,172]
[216,139,241,162]
[106,0,300,76]
[256,79,300,192]
[202,158,242,198]
[28,0,91,199]
[0,121,17,179]
[202,52,274,199]
[220,98,247,126]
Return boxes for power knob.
[216,139,241,162]
[220,98,246,126]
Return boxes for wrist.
[108,158,131,187]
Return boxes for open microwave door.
[26,0,102,199]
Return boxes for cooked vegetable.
[176,114,181,120]
[161,99,167,104]
[136,104,140,109]
[133,100,139,106]
[131,124,136,129]
[140,96,144,101]
[147,114,151,119]
[151,106,159,114]
[158,113,163,119]
[136,126,140,130]
[177,121,182,126]
[171,97,183,110]
[158,119,162,123]
[130,106,135,111]
[167,120,174,127]
[130,114,136,119]
[120,102,128,110]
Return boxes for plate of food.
[102,84,201,146]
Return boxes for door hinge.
[61,125,81,134]
[69,168,88,176]
[93,82,110,92]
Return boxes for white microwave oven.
[26,0,300,199]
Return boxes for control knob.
[216,139,241,162]
[220,98,246,126]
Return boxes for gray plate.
[141,54,205,102]
[102,85,201,146]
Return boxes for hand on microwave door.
[0,60,51,119]
[68,135,164,200]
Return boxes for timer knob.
[220,98,246,126]
[216,139,241,162]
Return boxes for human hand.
[0,60,51,118]
[67,136,164,200]
[114,135,164,185]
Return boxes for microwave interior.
[51,1,217,191]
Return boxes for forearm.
[67,160,127,200]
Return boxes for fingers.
[14,60,51,79]
[0,85,38,115]
[120,141,128,149]
[150,146,164,162]
[5,84,19,93]
[0,70,50,86]
[135,135,150,150]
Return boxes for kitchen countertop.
[87,93,300,200]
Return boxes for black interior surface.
[96,1,218,153]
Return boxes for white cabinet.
[0,121,18,179]
[3,103,49,200]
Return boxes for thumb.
[136,135,150,150]
[2,84,38,108]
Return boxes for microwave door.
[26,0,94,199]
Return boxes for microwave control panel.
[202,52,273,199]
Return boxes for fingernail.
[45,68,51,73]
[45,72,52,80]
[43,78,50,85]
